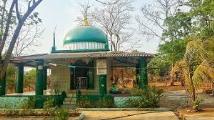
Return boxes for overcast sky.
[34,0,160,54]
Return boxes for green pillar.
[35,60,44,108]
[0,73,6,96]
[88,70,94,89]
[70,65,76,90]
[139,57,148,89]
[15,64,24,93]
[88,60,94,89]
[43,66,47,90]
[99,75,107,96]
[136,64,139,88]
[36,61,44,95]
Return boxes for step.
[67,94,77,97]
[63,97,77,105]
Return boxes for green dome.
[63,26,108,44]
[63,26,109,51]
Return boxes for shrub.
[54,108,69,120]
[43,97,55,109]
[77,97,93,108]
[192,97,203,111]
[0,97,29,109]
[77,95,114,108]
[129,88,144,96]
[21,97,35,109]
[96,97,114,108]
[126,87,163,108]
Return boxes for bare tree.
[0,0,43,95]
[136,0,182,41]
[13,26,42,56]
[95,0,120,5]
[75,1,92,26]
[92,0,134,51]
[1,1,43,57]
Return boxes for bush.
[126,87,163,108]
[21,97,35,109]
[192,97,203,111]
[129,88,144,96]
[54,108,69,120]
[43,97,55,109]
[77,95,114,108]
[0,97,29,109]
[96,97,114,108]
[77,97,93,108]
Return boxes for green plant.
[77,97,93,108]
[96,97,114,108]
[21,97,35,109]
[129,88,144,96]
[126,87,163,108]
[54,108,69,120]
[44,97,55,109]
[192,98,203,112]
[77,95,114,108]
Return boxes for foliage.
[43,97,55,109]
[170,60,185,86]
[54,107,69,120]
[125,87,163,108]
[159,39,188,64]
[0,96,29,109]
[192,97,203,111]
[96,97,114,108]
[24,69,36,90]
[77,95,114,108]
[129,88,144,96]
[182,37,213,110]
[21,96,36,109]
[6,64,16,92]
[163,12,192,40]
[148,39,188,76]
[77,97,93,108]
[109,84,121,94]
[148,55,170,76]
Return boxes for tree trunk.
[0,0,16,55]
[170,64,175,86]
[0,64,7,95]
[0,0,43,95]
[189,65,196,109]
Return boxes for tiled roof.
[11,51,153,62]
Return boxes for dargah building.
[6,20,153,108]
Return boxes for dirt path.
[160,90,214,110]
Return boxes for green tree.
[6,64,16,93]
[24,69,36,91]
[182,36,214,111]
[148,39,188,84]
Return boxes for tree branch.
[15,0,21,21]
[0,0,16,56]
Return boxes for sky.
[34,0,160,54]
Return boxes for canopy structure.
[11,51,153,65]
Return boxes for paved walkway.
[82,111,179,120]
[185,116,214,120]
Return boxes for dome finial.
[83,15,90,26]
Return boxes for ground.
[82,111,178,120]
[177,108,214,120]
